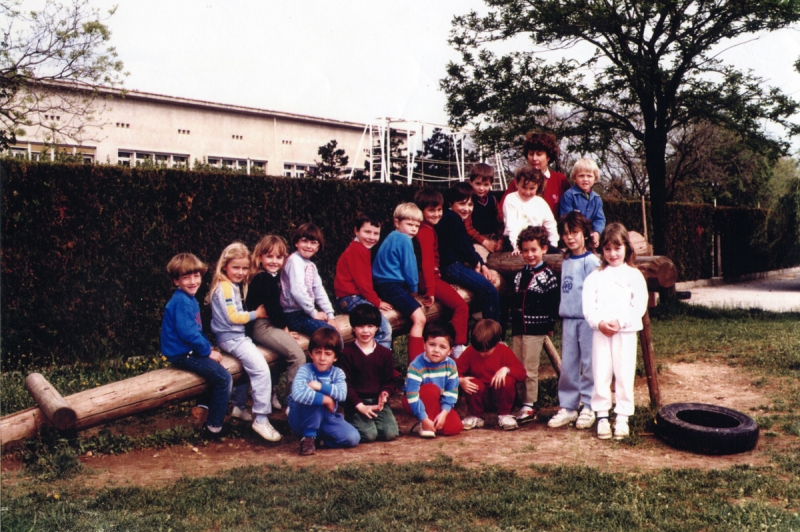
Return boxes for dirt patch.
[1,361,783,489]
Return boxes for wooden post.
[24,373,77,431]
[639,310,661,409]
[542,337,562,378]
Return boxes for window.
[135,153,153,166]
[118,151,131,166]
[282,139,293,145]
[178,129,190,134]
[283,163,315,178]
[173,155,188,166]
[232,134,243,140]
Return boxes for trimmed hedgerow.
[0,160,783,370]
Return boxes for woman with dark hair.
[498,131,571,219]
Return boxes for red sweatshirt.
[415,221,441,298]
[456,343,527,385]
[334,240,382,307]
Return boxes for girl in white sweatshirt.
[582,223,648,441]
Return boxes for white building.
[8,85,374,178]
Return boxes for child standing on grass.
[337,304,399,443]
[404,321,463,438]
[280,223,338,337]
[583,223,648,440]
[161,253,232,438]
[503,165,558,253]
[288,328,360,456]
[559,158,606,248]
[464,163,503,261]
[207,242,281,442]
[414,188,470,358]
[548,212,601,430]
[511,226,559,424]
[436,182,502,324]
[372,203,427,362]
[245,234,307,412]
[457,319,526,431]
[334,213,393,350]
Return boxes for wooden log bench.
[0,281,499,449]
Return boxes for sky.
[39,1,800,147]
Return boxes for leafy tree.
[443,0,800,254]
[0,0,125,149]
[415,127,479,182]
[309,139,349,179]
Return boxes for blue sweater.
[559,251,602,319]
[289,363,348,409]
[372,230,419,292]
[435,210,484,269]
[160,289,212,361]
[559,185,606,235]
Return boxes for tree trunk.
[645,127,669,256]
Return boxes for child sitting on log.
[160,253,232,438]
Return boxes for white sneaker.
[498,415,519,431]
[411,422,436,438]
[597,418,612,440]
[252,419,281,442]
[575,408,596,430]
[231,406,253,422]
[462,416,485,430]
[271,393,282,410]
[547,408,578,428]
[614,418,630,440]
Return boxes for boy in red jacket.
[334,213,393,349]
[457,319,526,431]
[413,187,470,360]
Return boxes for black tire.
[655,402,759,455]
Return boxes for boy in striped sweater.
[403,321,463,437]
[287,328,360,455]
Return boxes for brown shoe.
[300,437,316,456]
[191,406,209,425]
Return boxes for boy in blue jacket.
[160,253,232,437]
[559,158,606,247]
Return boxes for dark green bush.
[1,160,791,370]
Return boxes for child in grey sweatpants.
[548,212,601,430]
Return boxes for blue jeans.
[442,262,501,322]
[287,400,360,448]
[336,295,393,350]
[171,354,232,428]
[284,310,335,338]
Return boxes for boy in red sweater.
[334,213,393,350]
[457,319,526,431]
[413,188,470,359]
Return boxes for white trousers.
[219,337,272,416]
[590,331,637,417]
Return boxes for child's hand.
[432,410,448,431]
[460,376,479,394]
[307,380,322,391]
[321,395,336,413]
[421,417,436,433]
[491,367,510,389]
[422,295,435,308]
[254,305,268,319]
[598,320,620,337]
[285,327,301,341]
[482,239,498,253]
[591,231,600,248]
[356,402,378,419]
[313,310,327,321]
[511,248,521,256]
[326,318,337,327]
[377,391,390,410]
[379,301,393,312]
[209,349,223,363]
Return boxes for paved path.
[679,270,800,312]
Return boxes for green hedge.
[1,160,789,370]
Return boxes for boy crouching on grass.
[287,328,360,455]
[403,321,463,438]
[456,319,526,431]
[337,304,399,443]
[160,253,232,438]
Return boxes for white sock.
[206,425,221,433]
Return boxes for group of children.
[160,131,648,453]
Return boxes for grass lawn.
[2,302,800,530]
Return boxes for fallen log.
[24,373,77,431]
[486,253,678,292]
[1,282,494,449]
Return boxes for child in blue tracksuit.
[160,253,232,437]
[288,328,360,455]
[548,212,602,430]
[559,158,606,248]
